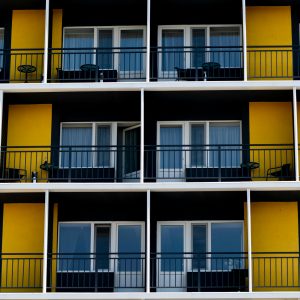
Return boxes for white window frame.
[60,121,139,169]
[58,221,145,273]
[157,120,242,171]
[157,24,242,78]
[157,220,244,272]
[63,26,147,78]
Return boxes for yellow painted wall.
[1,203,44,291]
[10,10,45,82]
[246,6,292,79]
[7,104,52,181]
[249,102,293,179]
[51,9,63,80]
[244,202,299,290]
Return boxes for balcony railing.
[0,144,295,183]
[1,252,299,292]
[48,47,146,82]
[0,46,299,82]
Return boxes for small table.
[17,64,36,83]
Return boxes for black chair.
[267,163,291,180]
[202,62,221,80]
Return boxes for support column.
[146,0,151,82]
[146,190,151,293]
[43,0,50,83]
[293,87,299,181]
[42,190,49,293]
[140,89,145,183]
[247,189,253,292]
[0,90,4,147]
[242,0,248,81]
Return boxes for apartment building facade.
[0,0,299,300]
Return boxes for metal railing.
[150,46,244,81]
[0,144,295,183]
[48,253,145,291]
[0,252,299,292]
[48,47,146,82]
[0,49,44,83]
[144,144,295,181]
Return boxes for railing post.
[247,189,253,292]
[42,190,49,293]
[146,190,151,292]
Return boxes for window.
[63,26,146,75]
[157,121,242,171]
[159,25,242,74]
[158,221,243,272]
[0,28,4,68]
[58,222,144,272]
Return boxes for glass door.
[95,226,111,271]
[158,224,185,292]
[115,224,143,292]
[97,30,113,70]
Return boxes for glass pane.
[118,225,142,272]
[64,28,94,70]
[211,222,243,270]
[192,225,207,269]
[124,127,140,175]
[58,223,91,271]
[97,126,111,167]
[120,30,143,72]
[95,226,110,270]
[162,30,184,72]
[161,225,184,272]
[192,29,206,68]
[191,125,205,167]
[61,126,93,168]
[98,30,113,69]
[160,126,182,169]
[209,123,241,168]
[0,29,4,68]
[210,27,241,68]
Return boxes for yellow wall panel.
[246,6,292,79]
[11,10,45,82]
[1,203,44,291]
[249,102,293,179]
[244,202,299,291]
[7,104,52,180]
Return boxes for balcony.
[1,252,299,292]
[0,46,298,83]
[0,144,295,183]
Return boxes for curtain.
[120,30,143,72]
[0,29,4,68]
[162,30,184,72]
[98,30,113,69]
[210,27,241,68]
[192,225,207,269]
[191,125,205,166]
[192,29,206,68]
[61,126,93,168]
[97,126,111,167]
[64,28,94,70]
[58,224,91,271]
[160,126,182,169]
[209,123,240,167]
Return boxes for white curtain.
[210,27,241,68]
[64,28,94,70]
[97,126,111,167]
[209,123,240,167]
[160,126,182,169]
[120,30,143,72]
[61,126,93,168]
[162,30,184,72]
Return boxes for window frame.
[58,221,145,272]
[157,120,242,170]
[157,24,242,77]
[157,220,244,272]
[63,25,147,76]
